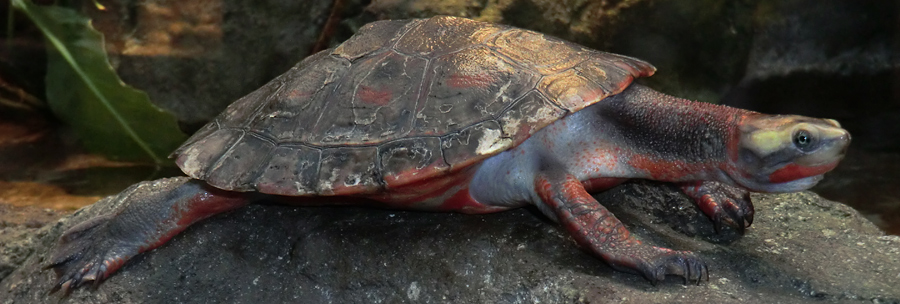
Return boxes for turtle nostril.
[838,132,851,156]
[838,132,852,148]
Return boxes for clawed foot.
[44,177,247,295]
[46,214,137,295]
[607,246,709,285]
[681,181,754,234]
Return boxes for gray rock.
[0,205,66,282]
[2,181,898,303]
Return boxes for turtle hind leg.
[48,177,251,294]
[680,181,754,234]
[533,172,708,284]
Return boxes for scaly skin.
[49,84,850,292]
[49,178,250,294]
[535,172,707,283]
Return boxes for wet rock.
[1,182,898,303]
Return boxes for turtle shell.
[173,16,655,196]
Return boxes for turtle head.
[728,114,850,193]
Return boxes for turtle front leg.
[48,177,251,294]
[534,172,708,284]
[680,181,754,234]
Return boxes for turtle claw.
[681,181,754,234]
[46,214,135,295]
[48,245,130,295]
[631,248,709,285]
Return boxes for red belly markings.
[364,166,507,213]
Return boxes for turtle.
[48,16,850,292]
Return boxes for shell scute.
[488,29,585,75]
[176,128,242,180]
[379,137,449,188]
[203,132,274,191]
[538,52,655,112]
[498,91,567,144]
[334,19,411,60]
[247,55,349,143]
[216,78,284,130]
[255,145,322,195]
[317,147,381,195]
[310,52,426,145]
[394,16,504,56]
[440,120,511,170]
[413,46,540,136]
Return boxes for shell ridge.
[222,126,498,151]
[214,110,570,152]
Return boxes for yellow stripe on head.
[748,129,791,156]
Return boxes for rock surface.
[1,182,898,303]
[0,205,67,284]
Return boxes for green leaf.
[13,0,188,164]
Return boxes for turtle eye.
[792,130,814,151]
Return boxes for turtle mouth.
[754,174,824,193]
[722,163,831,194]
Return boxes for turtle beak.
[815,123,851,163]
